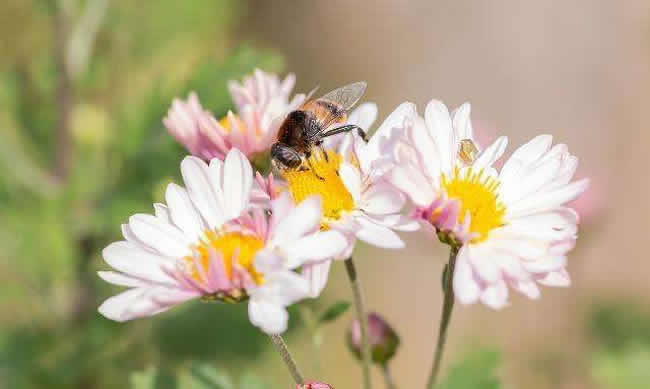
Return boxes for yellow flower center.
[283,151,355,226]
[440,168,506,243]
[185,231,265,287]
[218,114,244,134]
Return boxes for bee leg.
[321,124,368,142]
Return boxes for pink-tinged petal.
[102,241,176,284]
[452,103,473,141]
[473,136,507,171]
[98,288,151,322]
[487,232,548,260]
[467,246,500,283]
[181,156,225,228]
[537,269,571,287]
[128,214,191,257]
[165,184,203,240]
[361,182,406,216]
[424,100,455,174]
[491,251,530,281]
[206,249,231,291]
[507,178,590,218]
[339,163,362,204]
[121,224,139,244]
[387,165,435,207]
[248,299,289,335]
[355,217,405,249]
[365,213,420,232]
[453,247,480,305]
[367,102,417,162]
[285,230,348,268]
[347,102,378,130]
[254,249,285,275]
[302,260,332,298]
[522,255,567,274]
[223,148,254,220]
[511,279,541,299]
[480,281,509,309]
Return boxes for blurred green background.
[1,1,649,389]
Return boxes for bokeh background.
[1,1,649,388]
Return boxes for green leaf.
[438,348,500,389]
[318,301,351,324]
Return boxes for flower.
[281,102,419,259]
[98,149,346,334]
[163,69,305,161]
[347,312,400,365]
[387,100,589,308]
[297,381,333,389]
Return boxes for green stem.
[426,246,459,389]
[269,334,304,385]
[344,257,372,389]
[381,364,397,389]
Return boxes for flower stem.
[381,364,397,389]
[344,257,372,389]
[269,334,304,385]
[426,246,459,389]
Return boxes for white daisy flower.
[387,100,589,309]
[98,149,346,334]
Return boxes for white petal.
[409,116,442,182]
[480,281,509,309]
[507,178,590,218]
[512,280,540,299]
[367,102,417,160]
[523,255,567,273]
[248,299,289,334]
[153,203,171,223]
[98,288,151,322]
[467,246,501,283]
[272,196,322,247]
[339,163,362,205]
[361,182,405,215]
[285,230,348,268]
[355,216,405,249]
[424,100,455,174]
[128,214,191,257]
[387,166,434,207]
[181,156,224,228]
[500,135,553,184]
[165,183,203,240]
[452,103,473,141]
[453,247,480,304]
[347,102,378,130]
[473,136,507,171]
[102,241,176,284]
[98,271,149,288]
[302,260,332,298]
[537,269,571,287]
[223,148,254,220]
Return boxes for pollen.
[441,167,506,242]
[185,231,265,285]
[283,150,355,225]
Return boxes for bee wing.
[319,81,367,111]
[299,82,367,136]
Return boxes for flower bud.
[346,312,400,365]
[297,381,333,389]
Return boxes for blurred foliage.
[438,348,501,389]
[130,364,269,389]
[588,302,650,389]
[0,1,285,388]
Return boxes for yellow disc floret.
[283,150,355,225]
[441,167,506,242]
[185,231,265,285]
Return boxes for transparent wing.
[318,81,367,111]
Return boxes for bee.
[271,81,368,175]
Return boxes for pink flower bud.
[346,312,400,365]
[297,381,334,389]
